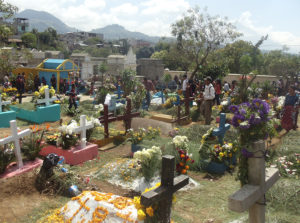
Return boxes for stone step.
[151,114,175,123]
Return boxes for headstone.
[141,155,189,223]
[37,88,58,106]
[228,140,280,223]
[0,120,31,168]
[0,95,11,113]
[74,115,94,148]
[212,113,230,145]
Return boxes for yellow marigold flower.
[146,206,154,217]
[137,209,146,220]
[34,91,40,97]
[219,152,224,157]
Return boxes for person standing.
[202,76,215,125]
[50,74,56,90]
[34,75,40,91]
[223,81,230,93]
[41,77,47,86]
[68,84,78,110]
[281,86,299,132]
[214,79,222,105]
[182,74,188,97]
[143,77,155,110]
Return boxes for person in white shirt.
[224,81,230,92]
[182,74,188,97]
[202,76,215,125]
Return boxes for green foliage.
[0,143,15,174]
[85,46,111,57]
[130,82,146,110]
[136,46,154,59]
[121,69,137,96]
[171,6,241,78]
[162,73,172,84]
[190,106,200,122]
[21,33,37,48]
[0,0,18,19]
[96,87,109,104]
[25,72,35,92]
[83,37,102,45]
[22,130,44,161]
[197,64,228,80]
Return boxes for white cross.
[0,95,11,113]
[74,115,94,148]
[0,120,31,168]
[37,88,58,106]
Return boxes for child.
[68,84,77,110]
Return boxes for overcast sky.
[8,0,300,53]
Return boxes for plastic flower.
[137,209,146,220]
[146,207,154,217]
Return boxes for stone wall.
[136,58,164,80]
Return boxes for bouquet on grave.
[0,92,10,111]
[126,128,146,145]
[59,120,78,150]
[3,87,17,96]
[172,135,194,175]
[209,142,238,169]
[145,126,161,140]
[85,116,102,141]
[0,142,15,174]
[275,154,300,178]
[133,146,162,181]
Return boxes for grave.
[0,95,16,128]
[141,155,189,223]
[10,88,60,124]
[40,115,98,165]
[0,120,42,179]
[228,140,280,223]
[132,117,173,135]
[212,113,230,145]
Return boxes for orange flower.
[181,169,187,174]
[180,154,185,158]
[185,165,189,170]
[179,162,184,166]
[45,123,50,130]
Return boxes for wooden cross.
[74,115,94,148]
[228,140,280,223]
[99,98,140,138]
[0,120,31,168]
[0,95,11,113]
[37,88,58,106]
[141,155,189,223]
[212,113,230,145]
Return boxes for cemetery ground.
[0,98,299,223]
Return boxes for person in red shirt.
[143,77,155,109]
[214,79,222,105]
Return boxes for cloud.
[110,3,138,16]
[238,11,300,52]
[141,0,189,16]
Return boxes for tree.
[0,0,18,44]
[98,63,107,87]
[136,46,154,59]
[21,33,37,48]
[171,7,241,79]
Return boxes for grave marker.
[37,88,58,106]
[212,113,230,145]
[99,97,140,138]
[0,95,11,113]
[228,140,280,223]
[141,155,189,223]
[74,115,94,148]
[0,120,31,168]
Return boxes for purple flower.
[232,114,245,127]
[229,105,239,114]
[251,98,263,110]
[241,148,253,158]
[261,101,270,114]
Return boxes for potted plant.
[127,128,146,153]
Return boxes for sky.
[7,0,300,53]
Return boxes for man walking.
[143,77,155,110]
[202,76,215,125]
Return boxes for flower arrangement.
[145,126,161,139]
[22,125,47,161]
[3,87,17,96]
[133,182,176,222]
[134,146,162,181]
[0,142,15,174]
[86,117,102,141]
[168,127,179,138]
[209,142,237,168]
[275,154,300,178]
[127,128,146,145]
[1,92,8,100]
[229,98,278,185]
[172,135,189,150]
[46,133,60,146]
[176,149,194,174]
[163,96,177,109]
[59,120,78,150]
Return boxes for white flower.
[221,100,228,106]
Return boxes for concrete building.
[136,58,164,80]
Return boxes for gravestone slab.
[132,118,173,135]
[151,114,174,123]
